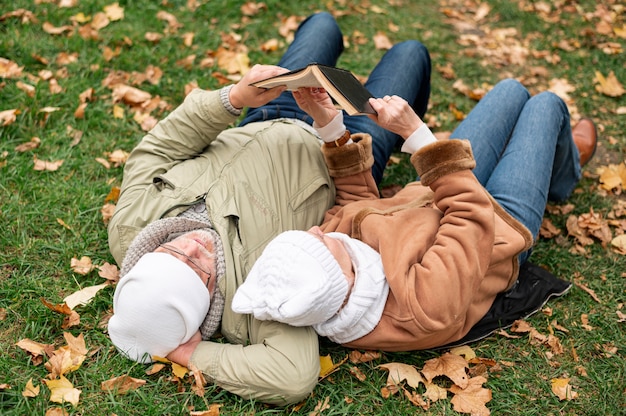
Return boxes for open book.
[250,63,376,116]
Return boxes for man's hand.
[166,330,202,367]
[229,64,289,109]
[368,95,423,139]
[293,87,340,127]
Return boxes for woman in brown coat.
[232,78,597,350]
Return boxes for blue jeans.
[239,12,431,184]
[450,79,582,263]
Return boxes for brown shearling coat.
[319,134,533,350]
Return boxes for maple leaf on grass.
[377,362,425,394]
[449,376,492,416]
[421,352,469,389]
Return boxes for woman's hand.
[166,330,202,367]
[229,64,289,109]
[293,87,340,127]
[368,95,424,139]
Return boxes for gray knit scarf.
[120,213,226,340]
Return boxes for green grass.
[1,0,625,415]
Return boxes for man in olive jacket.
[107,13,432,405]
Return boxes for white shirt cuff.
[314,112,349,143]
[401,123,437,154]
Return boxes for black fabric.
[438,262,572,349]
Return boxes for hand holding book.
[250,63,376,116]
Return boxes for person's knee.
[492,78,530,101]
[393,40,431,64]
[303,12,340,33]
[528,91,568,119]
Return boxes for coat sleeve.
[319,133,379,220]
[189,320,319,406]
[108,89,237,264]
[405,139,495,338]
[119,88,237,190]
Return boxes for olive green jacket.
[108,88,335,404]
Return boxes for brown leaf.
[377,362,425,391]
[101,203,116,224]
[70,256,95,275]
[33,156,63,172]
[15,137,41,152]
[101,375,146,395]
[98,262,120,283]
[349,350,380,364]
[574,282,601,303]
[0,109,19,126]
[421,353,469,389]
[449,376,492,416]
[104,3,124,21]
[373,31,393,50]
[349,366,367,381]
[16,338,55,359]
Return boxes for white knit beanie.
[108,252,210,363]
[313,232,389,344]
[231,230,348,326]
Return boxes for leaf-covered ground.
[1,1,624,415]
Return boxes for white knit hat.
[231,230,348,326]
[108,252,210,363]
[232,230,389,344]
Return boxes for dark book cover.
[316,65,376,114]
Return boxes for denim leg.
[450,79,530,186]
[239,12,344,127]
[482,92,578,263]
[343,41,432,184]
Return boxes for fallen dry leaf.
[22,378,40,398]
[15,137,41,152]
[377,362,424,393]
[449,376,492,416]
[45,376,81,406]
[421,353,469,389]
[70,256,95,275]
[63,283,109,309]
[551,377,578,400]
[101,375,147,395]
[33,156,63,172]
[594,70,625,97]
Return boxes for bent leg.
[344,41,432,183]
[484,92,576,263]
[239,12,344,126]
[450,79,530,186]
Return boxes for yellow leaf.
[172,362,188,378]
[449,345,476,360]
[551,377,578,401]
[319,355,335,378]
[45,376,81,406]
[594,71,626,97]
[22,378,40,398]
[113,104,125,119]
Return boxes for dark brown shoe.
[572,118,597,166]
